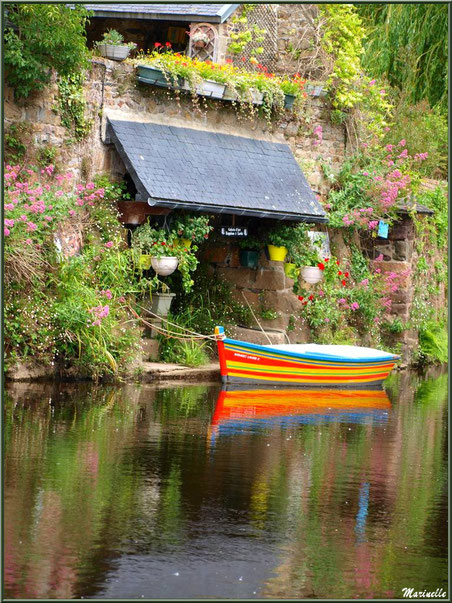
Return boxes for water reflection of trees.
[4,373,447,599]
[261,372,448,598]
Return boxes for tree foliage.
[4,3,90,98]
[357,3,448,113]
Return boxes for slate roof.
[84,4,239,23]
[106,119,327,222]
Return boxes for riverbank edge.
[4,361,222,384]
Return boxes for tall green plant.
[357,3,448,113]
[4,3,90,98]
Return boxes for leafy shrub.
[419,322,448,365]
[4,4,90,99]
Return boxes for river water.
[4,370,448,600]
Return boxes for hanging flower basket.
[301,266,323,284]
[151,256,179,276]
[139,254,153,270]
[267,245,288,262]
[284,262,300,279]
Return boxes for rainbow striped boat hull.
[215,327,399,388]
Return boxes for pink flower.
[76,199,84,206]
[25,238,32,245]
[368,79,376,86]
[119,296,126,303]
[105,241,113,248]
[338,298,346,305]
[5,203,14,211]
[380,89,386,95]
[360,279,369,286]
[44,215,52,222]
[375,254,384,262]
[350,302,360,311]
[385,144,393,152]
[20,215,28,222]
[4,218,15,227]
[384,127,390,132]
[398,139,406,147]
[55,190,64,197]
[363,172,369,176]
[26,222,37,232]
[86,182,95,190]
[4,227,10,236]
[398,149,408,159]
[68,210,76,216]
[324,318,330,323]
[368,220,379,230]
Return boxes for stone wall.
[4,58,345,198]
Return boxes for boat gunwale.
[223,337,400,365]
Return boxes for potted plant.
[280,75,305,109]
[237,235,262,269]
[191,31,211,49]
[149,280,176,317]
[96,29,137,61]
[266,224,296,262]
[132,224,179,274]
[286,224,324,284]
[193,60,228,99]
[174,214,213,247]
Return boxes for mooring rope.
[127,304,218,341]
[240,291,273,345]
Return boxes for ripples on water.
[4,370,448,599]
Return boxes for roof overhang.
[106,117,328,224]
[84,4,240,23]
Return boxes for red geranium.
[298,296,304,301]
[341,280,346,286]
[344,272,349,277]
[338,271,342,276]
[165,41,172,47]
[317,262,325,270]
[154,42,162,48]
[308,294,314,301]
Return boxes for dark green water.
[4,370,448,599]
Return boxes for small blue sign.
[378,221,389,239]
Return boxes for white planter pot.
[301,266,323,284]
[223,86,239,101]
[151,256,179,276]
[196,79,226,99]
[150,292,176,317]
[98,44,131,61]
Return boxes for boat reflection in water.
[210,387,391,439]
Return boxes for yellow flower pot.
[267,245,288,262]
[139,254,152,270]
[176,238,192,249]
[284,262,300,279]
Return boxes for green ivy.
[57,73,93,140]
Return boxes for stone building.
[4,3,444,361]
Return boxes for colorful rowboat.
[211,388,391,433]
[214,326,399,387]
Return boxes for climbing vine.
[56,73,93,141]
[227,4,266,57]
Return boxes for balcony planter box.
[195,79,226,99]
[239,250,260,269]
[150,292,176,317]
[301,266,323,284]
[151,256,179,276]
[284,93,296,109]
[98,44,131,61]
[251,89,264,105]
[223,86,239,101]
[137,65,170,87]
